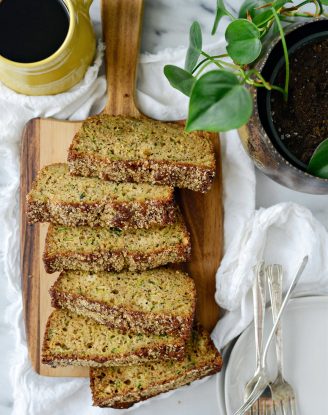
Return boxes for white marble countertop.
[1,1,327,414]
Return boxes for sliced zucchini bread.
[43,215,191,274]
[50,268,196,338]
[27,163,176,229]
[42,309,186,368]
[68,115,216,193]
[90,326,222,408]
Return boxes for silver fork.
[267,264,297,415]
[234,256,308,415]
[244,262,273,415]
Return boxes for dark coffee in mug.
[0,0,70,63]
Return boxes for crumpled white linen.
[211,202,328,349]
[0,33,251,414]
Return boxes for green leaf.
[307,138,328,179]
[225,19,262,64]
[164,65,196,96]
[252,9,275,26]
[238,0,268,19]
[185,22,202,72]
[212,0,230,35]
[186,70,253,132]
[252,0,288,26]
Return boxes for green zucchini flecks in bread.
[27,163,175,228]
[68,115,216,193]
[50,268,196,338]
[42,309,186,368]
[43,214,191,273]
[90,326,223,408]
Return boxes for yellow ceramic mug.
[0,0,96,96]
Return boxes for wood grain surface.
[20,0,223,377]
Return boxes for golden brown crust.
[27,192,176,229]
[41,310,186,368]
[68,152,215,193]
[67,115,216,193]
[26,163,176,229]
[89,327,223,408]
[50,273,196,339]
[43,243,191,274]
[43,223,191,274]
[42,346,186,368]
[92,365,221,408]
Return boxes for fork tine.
[234,381,265,415]
[281,400,287,415]
[290,397,297,415]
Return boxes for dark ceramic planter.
[239,18,328,194]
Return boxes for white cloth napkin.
[211,202,328,349]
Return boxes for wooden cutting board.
[20,0,223,377]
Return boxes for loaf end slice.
[68,115,216,193]
[50,268,196,339]
[90,326,222,408]
[42,309,186,368]
[43,214,191,274]
[26,163,175,229]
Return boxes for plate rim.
[223,295,328,414]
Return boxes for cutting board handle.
[101,0,144,117]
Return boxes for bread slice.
[90,326,222,408]
[27,163,176,229]
[43,214,191,274]
[68,115,216,193]
[42,309,186,368]
[50,268,196,338]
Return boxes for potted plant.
[164,0,328,194]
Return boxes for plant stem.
[244,69,286,94]
[272,7,289,100]
[215,60,241,70]
[191,54,228,74]
[194,60,218,77]
[225,9,236,20]
[259,20,274,39]
[312,0,323,16]
[246,69,272,88]
[250,81,286,94]
[283,11,316,16]
[283,0,311,10]
[199,51,223,70]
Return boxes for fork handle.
[268,265,284,377]
[253,262,266,369]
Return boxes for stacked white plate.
[219,297,328,414]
